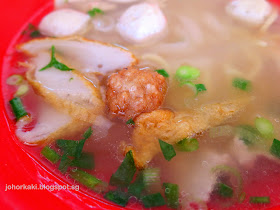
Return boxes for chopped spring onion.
[209,125,235,138]
[175,138,199,152]
[159,139,176,161]
[143,168,160,188]
[126,118,135,125]
[83,127,93,139]
[128,172,145,198]
[236,125,261,145]
[22,23,41,38]
[40,46,73,71]
[163,183,179,209]
[104,190,129,207]
[6,74,23,85]
[69,169,102,189]
[58,153,72,173]
[109,150,136,187]
[184,82,206,95]
[255,117,274,138]
[195,84,207,93]
[155,69,169,78]
[239,192,246,203]
[9,97,28,121]
[14,84,29,97]
[250,196,270,204]
[75,127,93,159]
[232,78,251,91]
[56,127,92,158]
[175,65,200,82]
[270,139,280,158]
[56,139,79,156]
[212,165,243,201]
[41,146,60,164]
[88,8,104,17]
[30,30,41,38]
[71,152,94,170]
[217,183,233,198]
[141,193,166,208]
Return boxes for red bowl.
[1,0,280,209]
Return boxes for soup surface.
[3,0,280,209]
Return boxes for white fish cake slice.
[18,37,137,74]
[26,51,104,123]
[16,99,89,145]
[39,9,90,37]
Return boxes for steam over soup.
[4,0,280,209]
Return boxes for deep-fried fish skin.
[106,66,167,120]
[125,98,250,169]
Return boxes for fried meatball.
[106,67,167,120]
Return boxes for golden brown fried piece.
[106,66,167,120]
[125,98,250,168]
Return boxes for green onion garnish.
[163,183,179,209]
[128,172,145,198]
[14,84,29,97]
[195,84,207,93]
[30,30,41,38]
[141,193,166,208]
[239,192,246,203]
[155,69,169,78]
[75,127,93,159]
[250,196,270,204]
[87,8,104,17]
[57,127,92,158]
[22,23,41,38]
[58,153,72,173]
[217,183,233,198]
[159,139,176,161]
[56,139,79,156]
[109,150,136,187]
[270,139,280,158]
[41,146,61,164]
[126,118,135,125]
[6,74,23,85]
[232,78,251,91]
[184,82,206,95]
[71,152,94,170]
[9,97,28,121]
[176,65,200,82]
[255,117,274,138]
[40,46,73,71]
[143,168,160,188]
[211,165,243,201]
[104,190,129,207]
[175,138,199,152]
[236,125,261,145]
[69,169,102,189]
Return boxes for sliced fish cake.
[18,37,137,75]
[16,98,89,145]
[26,51,104,123]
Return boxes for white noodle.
[141,53,169,70]
[259,8,278,32]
